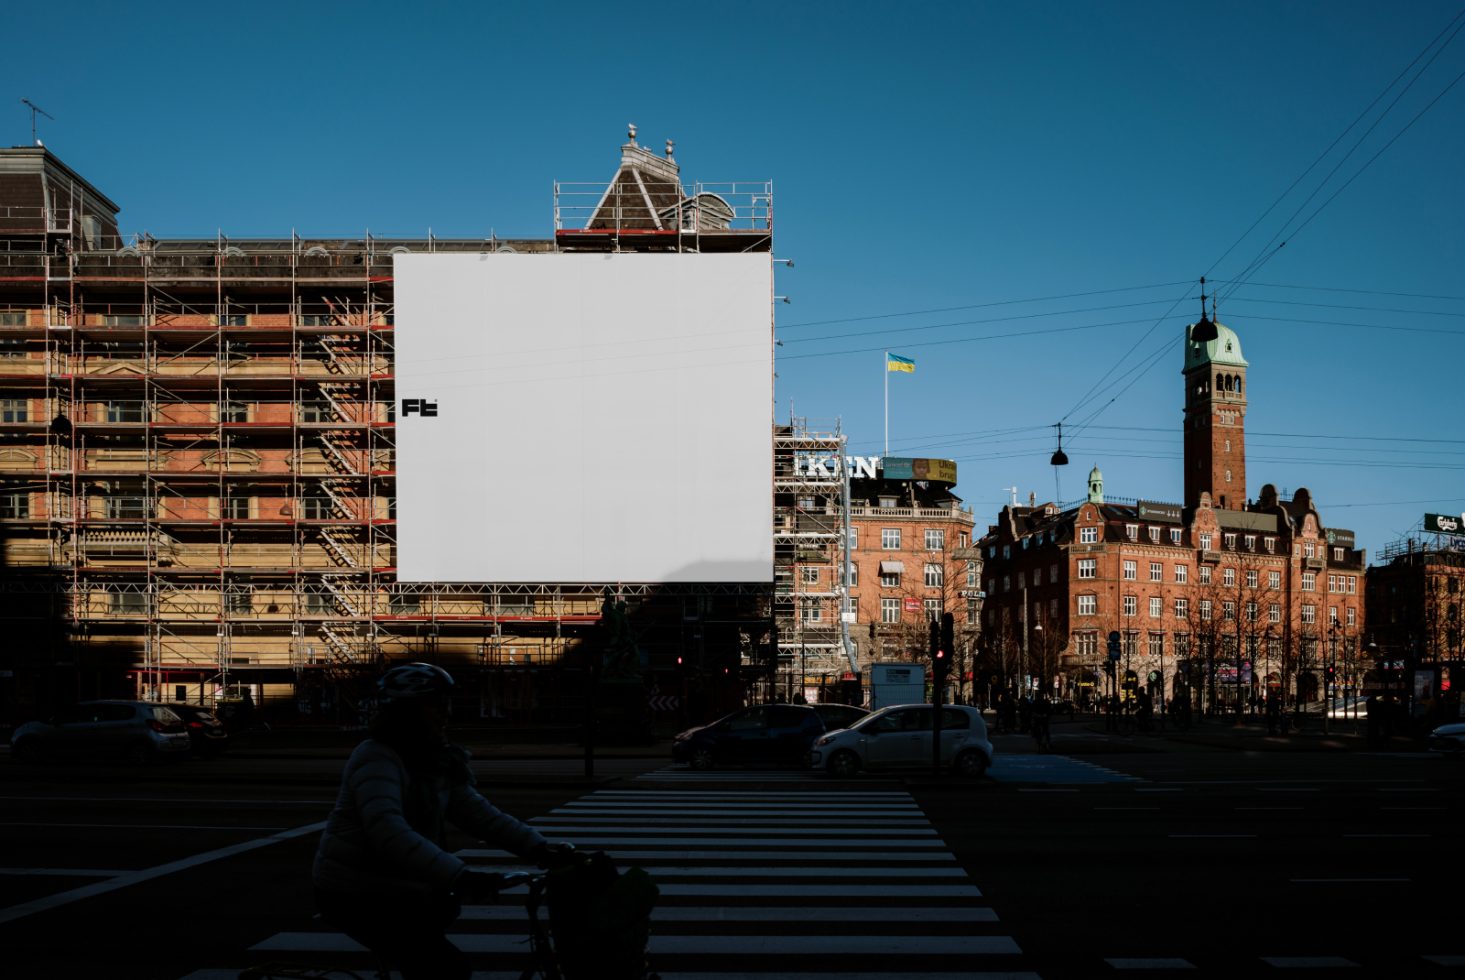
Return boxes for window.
[1269,570,1281,590]
[878,496,898,509]
[987,578,997,595]
[1123,594,1137,616]
[881,597,900,624]
[1333,547,1344,562]
[880,569,901,588]
[847,564,859,587]
[1149,596,1162,618]
[802,601,822,624]
[1199,565,1212,585]
[104,495,148,519]
[801,566,819,584]
[1265,537,1276,553]
[1003,545,1011,559]
[1301,572,1316,591]
[1050,563,1059,583]
[924,598,941,621]
[1077,594,1097,616]
[0,337,25,358]
[924,563,943,588]
[1175,564,1188,584]
[1199,532,1213,551]
[1224,533,1237,550]
[1199,599,1213,621]
[958,531,968,548]
[0,311,26,326]
[1327,574,1337,593]
[1123,560,1137,580]
[299,402,333,423]
[105,400,144,423]
[1304,541,1315,559]
[1245,534,1257,551]
[1246,600,1258,621]
[1174,633,1191,659]
[219,313,249,327]
[1126,524,1139,541]
[1170,528,1183,545]
[966,598,979,625]
[1269,602,1281,624]
[226,590,252,614]
[300,313,335,327]
[1347,576,1356,595]
[221,400,250,423]
[925,529,944,551]
[881,528,901,550]
[0,491,29,518]
[1077,559,1097,579]
[1347,607,1356,627]
[301,497,334,520]
[1223,600,1235,620]
[848,529,858,551]
[1328,606,1338,625]
[1080,526,1098,544]
[1149,633,1165,659]
[1002,575,1010,592]
[223,496,250,520]
[0,399,28,423]
[965,560,978,587]
[1174,597,1189,619]
[304,592,334,615]
[1301,604,1316,625]
[1075,632,1098,658]
[102,314,147,326]
[1246,569,1258,589]
[797,495,816,511]
[1149,561,1163,582]
[1149,527,1161,544]
[111,591,147,614]
[1223,567,1236,587]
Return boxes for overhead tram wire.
[1214,280,1465,303]
[774,280,1191,331]
[1047,8,1465,447]
[1206,5,1465,291]
[1220,10,1465,303]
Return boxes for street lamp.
[1031,621,1043,699]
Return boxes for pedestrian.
[313,662,571,979]
[1266,693,1281,735]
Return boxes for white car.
[1428,722,1465,755]
[808,703,993,778]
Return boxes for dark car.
[11,700,190,765]
[168,703,230,757]
[673,703,830,769]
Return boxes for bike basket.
[546,851,659,980]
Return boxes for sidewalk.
[1067,713,1427,753]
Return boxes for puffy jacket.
[313,738,546,900]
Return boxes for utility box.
[868,662,926,710]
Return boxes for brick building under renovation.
[0,135,778,723]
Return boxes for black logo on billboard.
[401,398,438,417]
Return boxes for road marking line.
[1259,787,1321,792]
[655,883,983,897]
[469,849,960,862]
[0,822,289,832]
[1094,807,1160,811]
[253,931,1021,956]
[0,820,326,925]
[1380,806,1446,811]
[0,795,332,806]
[1104,957,1196,969]
[1135,788,1183,793]
[1018,788,1078,793]
[1260,956,1359,968]
[1289,877,1410,884]
[0,867,130,877]
[1235,806,1303,811]
[1343,833,1431,838]
[1169,834,1256,839]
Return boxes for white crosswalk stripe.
[185,785,1034,978]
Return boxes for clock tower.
[1183,311,1248,511]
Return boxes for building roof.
[1184,318,1248,371]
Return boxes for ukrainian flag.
[887,353,916,373]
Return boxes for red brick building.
[978,317,1366,710]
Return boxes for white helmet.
[378,662,454,705]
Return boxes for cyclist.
[312,662,570,979]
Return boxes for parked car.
[10,701,191,765]
[167,703,230,757]
[808,703,993,778]
[673,703,831,769]
[1428,722,1465,755]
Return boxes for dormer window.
[878,496,897,509]
[1126,524,1139,541]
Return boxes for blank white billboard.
[394,252,772,583]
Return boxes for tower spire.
[1192,275,1218,342]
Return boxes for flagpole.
[883,350,889,457]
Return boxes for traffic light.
[928,617,941,661]
[940,613,955,669]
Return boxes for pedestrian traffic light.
[940,613,954,667]
[928,617,941,661]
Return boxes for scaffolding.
[772,418,856,700]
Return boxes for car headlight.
[813,735,835,748]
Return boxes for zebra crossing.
[190,785,1036,979]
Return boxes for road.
[1,721,1461,978]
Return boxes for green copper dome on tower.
[1184,319,1248,372]
[1087,464,1104,504]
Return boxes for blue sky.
[5,1,1463,557]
